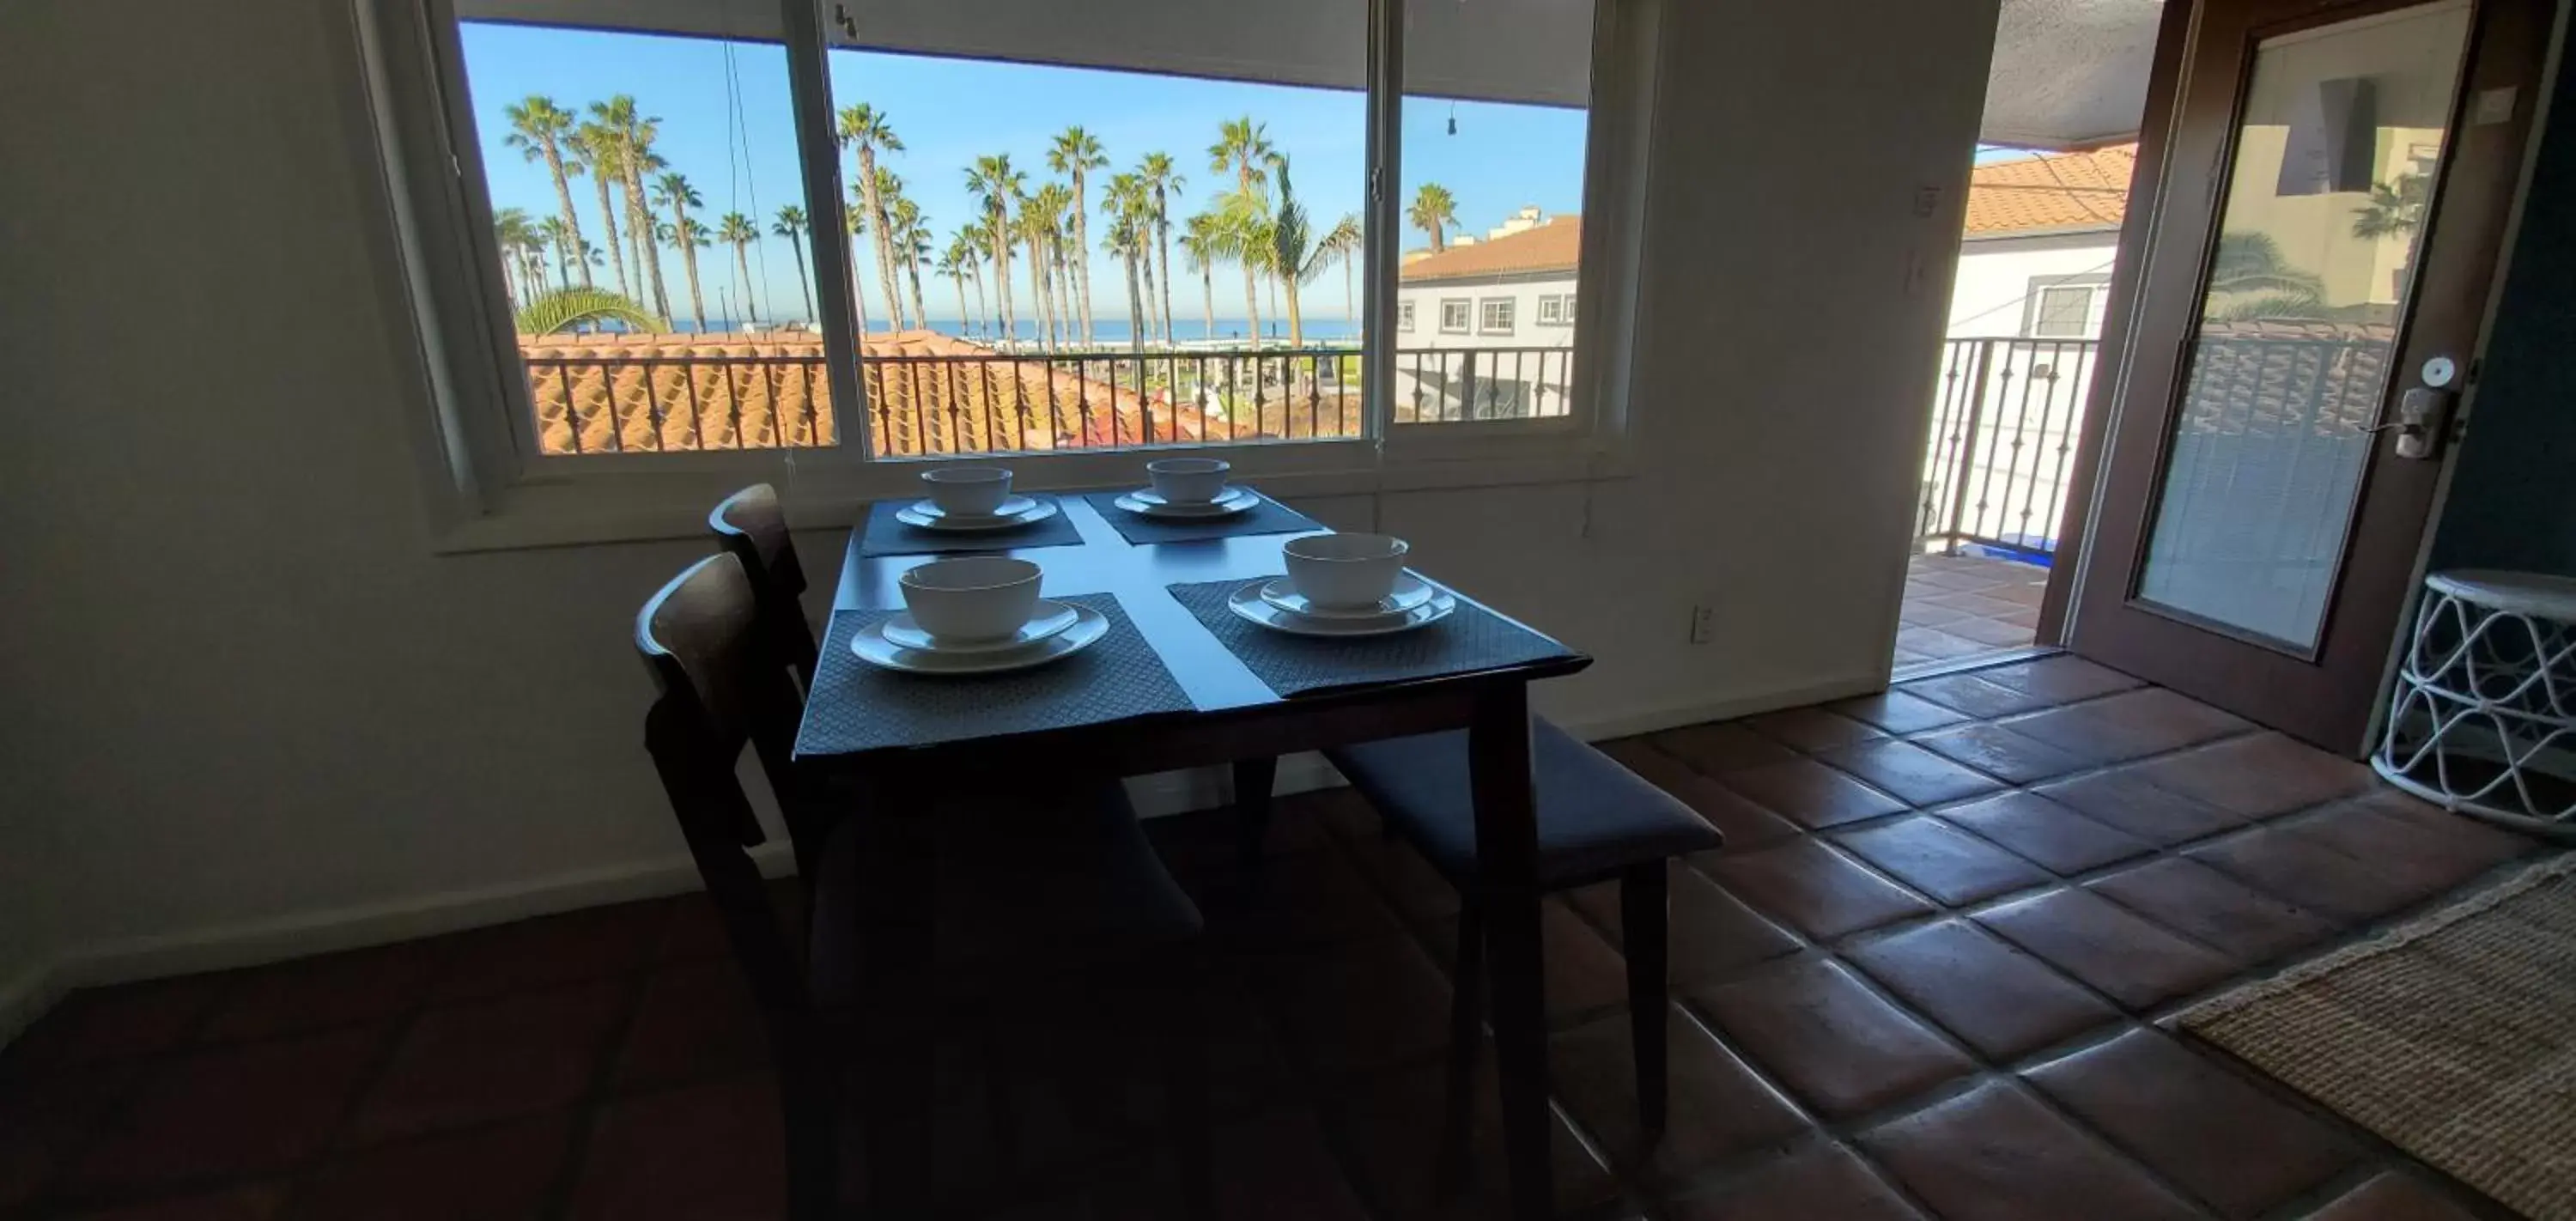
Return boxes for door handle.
[2357,386,2455,459]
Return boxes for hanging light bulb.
[1447,101,1458,136]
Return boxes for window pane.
[1397,0,1594,423]
[2032,284,2092,337]
[820,6,1368,454]
[453,17,832,455]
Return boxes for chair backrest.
[635,553,825,1012]
[708,484,820,691]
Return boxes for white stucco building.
[1946,144,2134,339]
[1394,208,1582,420]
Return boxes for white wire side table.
[2375,569,2576,829]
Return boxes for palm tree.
[1105,209,1150,355]
[1138,152,1183,345]
[2352,173,2429,241]
[1048,126,1109,344]
[571,121,629,299]
[890,193,931,331]
[493,207,540,307]
[590,96,669,322]
[1322,211,1363,324]
[964,155,1025,345]
[958,222,993,338]
[535,216,574,289]
[835,104,907,333]
[1016,186,1060,349]
[1407,183,1457,252]
[2206,231,2330,323]
[505,96,591,287]
[1265,159,1357,347]
[652,173,709,330]
[1179,212,1222,341]
[941,236,978,339]
[1208,118,1274,347]
[717,212,762,326]
[842,200,871,336]
[771,205,813,323]
[1208,193,1270,347]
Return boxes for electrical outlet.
[1689,604,1716,645]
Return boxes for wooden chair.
[636,554,1213,1218]
[1319,720,1722,1181]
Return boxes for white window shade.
[453,0,1594,106]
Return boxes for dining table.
[791,488,1589,1219]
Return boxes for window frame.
[1398,299,1417,331]
[2021,273,2111,339]
[366,0,1661,549]
[1437,298,1473,334]
[1477,296,1516,335]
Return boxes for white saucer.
[896,495,1057,532]
[851,604,1109,674]
[1227,580,1456,637]
[1258,573,1437,621]
[1115,487,1259,519]
[880,600,1081,654]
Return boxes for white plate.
[1227,580,1456,637]
[879,600,1081,654]
[1258,573,1437,622]
[896,495,1056,532]
[1115,487,1259,519]
[850,604,1109,674]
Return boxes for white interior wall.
[0,0,1998,1034]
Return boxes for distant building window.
[1400,300,1417,331]
[1439,299,1472,333]
[2026,278,2105,338]
[1479,298,1516,334]
[1536,294,1575,325]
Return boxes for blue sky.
[460,22,1589,325]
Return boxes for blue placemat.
[854,494,1084,557]
[794,595,1193,756]
[1164,577,1577,697]
[1080,489,1325,545]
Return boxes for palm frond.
[515,287,665,335]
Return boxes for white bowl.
[1146,458,1230,505]
[922,465,1013,516]
[898,556,1042,643]
[1283,533,1410,611]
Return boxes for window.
[1535,293,1574,325]
[2023,275,2109,338]
[372,0,1643,542]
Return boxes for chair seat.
[809,781,1203,1005]
[1326,720,1724,890]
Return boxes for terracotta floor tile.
[2123,733,2379,818]
[1600,740,1807,849]
[1972,890,2235,1011]
[1946,615,2042,648]
[1744,707,1886,754]
[2306,1172,2487,1221]
[344,981,629,1146]
[9,976,228,1070]
[1832,817,2051,905]
[1968,656,2144,706]
[1248,932,1451,1078]
[2002,688,2249,764]
[70,1027,386,1192]
[1667,1143,1924,1220]
[1819,740,2006,807]
[614,960,769,1089]
[2083,858,2338,966]
[2185,828,2427,924]
[570,1072,782,1221]
[1317,799,1462,923]
[1843,920,2118,1060]
[1703,840,1934,941]
[1858,1080,2200,1221]
[286,1114,572,1221]
[64,1185,287,1221]
[1716,758,1909,830]
[2025,1029,2358,1218]
[1332,1060,1617,1221]
[203,942,449,1044]
[1548,1006,1809,1186]
[2286,797,2531,896]
[1692,956,1975,1120]
[1913,723,2092,784]
[1899,674,2057,719]
[1828,690,1974,735]
[1567,860,1801,987]
[1650,722,1801,774]
[1184,841,1404,951]
[429,901,671,1002]
[0,1060,142,1209]
[1894,627,1993,660]
[1426,900,1629,1027]
[2031,770,2245,847]
[1941,791,2154,875]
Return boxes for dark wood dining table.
[793,490,1588,1219]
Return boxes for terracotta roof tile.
[1963,145,2136,238]
[1400,216,1582,282]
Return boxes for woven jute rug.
[2181,854,2576,1220]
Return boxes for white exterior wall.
[1393,272,1581,418]
[1945,230,2122,337]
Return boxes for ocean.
[663,317,1364,344]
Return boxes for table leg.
[853,772,936,1215]
[1233,756,1279,867]
[1467,684,1552,1219]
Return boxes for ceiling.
[1980,0,2165,149]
